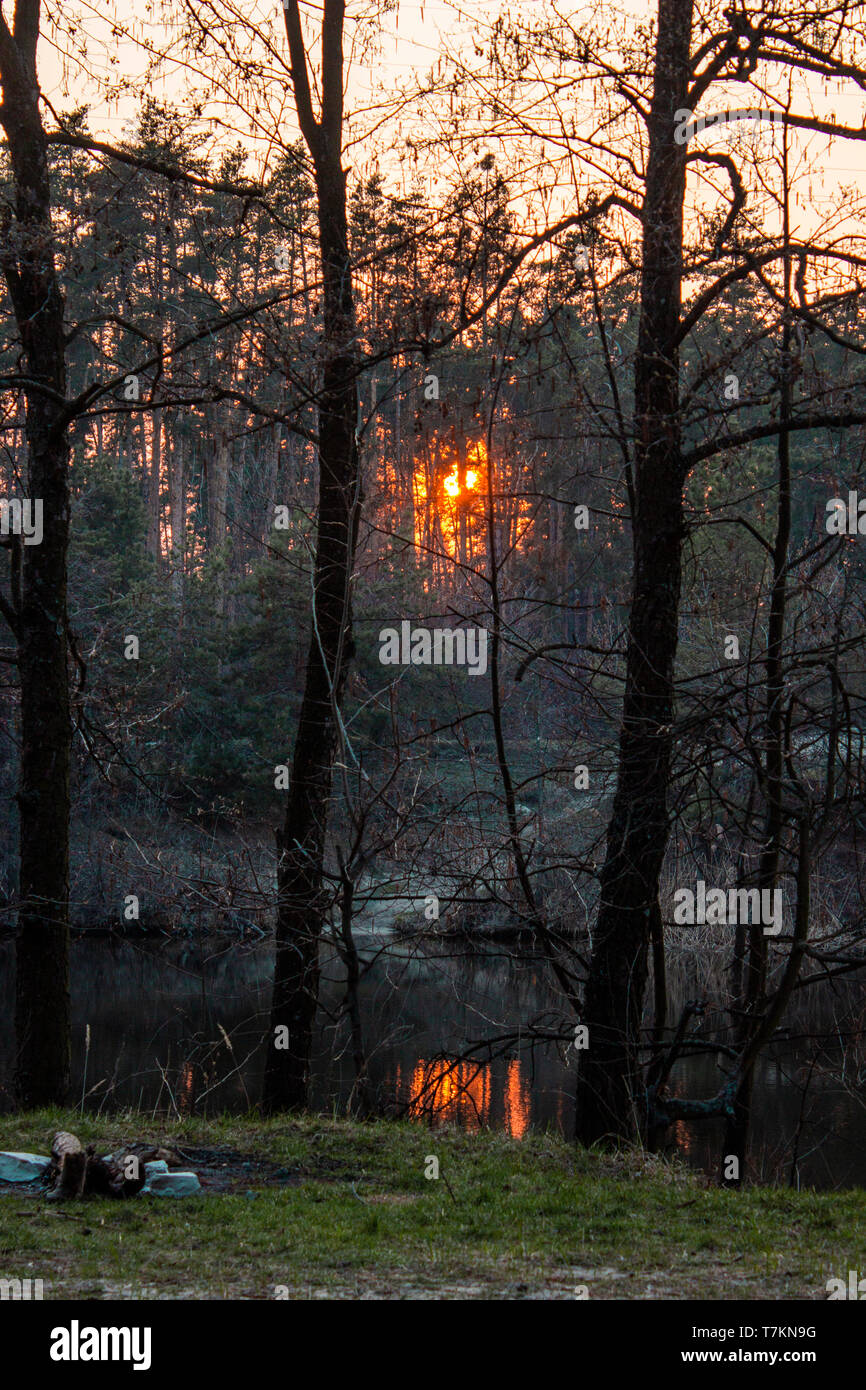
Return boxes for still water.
[1,934,864,1188]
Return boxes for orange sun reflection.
[405,1055,530,1139]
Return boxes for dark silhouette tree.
[263,0,363,1111]
[0,0,74,1103]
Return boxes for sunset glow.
[406,1056,530,1140]
[443,467,479,497]
[412,436,490,569]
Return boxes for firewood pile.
[45,1131,189,1200]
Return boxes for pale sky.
[37,0,866,249]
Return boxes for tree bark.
[722,129,795,1184]
[575,0,692,1146]
[0,0,72,1105]
[263,0,361,1111]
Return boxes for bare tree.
[263,0,363,1111]
[0,0,73,1103]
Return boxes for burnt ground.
[0,1143,357,1198]
[168,1144,356,1193]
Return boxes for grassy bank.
[0,1111,860,1299]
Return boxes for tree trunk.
[263,0,361,1112]
[148,409,162,560]
[208,427,230,617]
[168,428,185,610]
[722,134,795,1185]
[575,0,692,1146]
[0,0,73,1105]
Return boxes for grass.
[0,1109,862,1299]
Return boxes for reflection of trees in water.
[3,933,865,1186]
[316,940,573,1136]
[0,938,273,1116]
[403,1056,530,1138]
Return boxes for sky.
[36,0,866,249]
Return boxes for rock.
[0,1151,51,1182]
[142,1170,201,1197]
[139,1160,169,1195]
[142,1159,169,1180]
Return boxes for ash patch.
[156,1145,355,1193]
[1,1143,354,1198]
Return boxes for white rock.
[0,1151,51,1182]
[142,1170,201,1197]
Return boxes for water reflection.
[404,1056,530,1138]
[1,935,865,1187]
[179,1061,196,1115]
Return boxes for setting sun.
[443,466,479,497]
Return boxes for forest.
[2,0,866,1309]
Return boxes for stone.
[0,1151,51,1182]
[139,1160,169,1194]
[142,1159,169,1179]
[142,1169,201,1197]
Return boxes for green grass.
[0,1110,861,1299]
